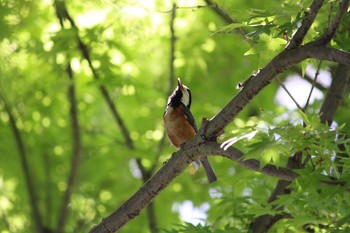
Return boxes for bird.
[163,78,217,183]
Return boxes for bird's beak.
[177,78,182,89]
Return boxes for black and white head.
[167,78,192,109]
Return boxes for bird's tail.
[200,157,217,184]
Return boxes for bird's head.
[167,78,192,108]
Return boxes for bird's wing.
[181,103,198,133]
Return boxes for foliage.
[0,0,349,233]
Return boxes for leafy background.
[0,0,350,233]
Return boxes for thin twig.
[163,1,253,46]
[98,86,135,149]
[56,62,82,233]
[77,32,135,149]
[169,3,176,92]
[150,2,178,173]
[290,66,328,91]
[134,5,179,232]
[304,60,322,109]
[161,4,213,13]
[276,77,304,110]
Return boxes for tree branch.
[89,42,350,233]
[89,144,195,233]
[250,64,350,233]
[135,5,178,232]
[304,60,322,109]
[98,86,135,149]
[204,44,350,138]
[88,40,350,233]
[168,3,177,93]
[276,77,304,110]
[321,64,350,175]
[249,151,303,232]
[89,136,299,233]
[149,1,178,173]
[320,63,350,125]
[1,98,44,233]
[198,142,298,181]
[90,132,349,233]
[290,66,328,91]
[89,0,350,231]
[149,1,179,173]
[53,0,134,150]
[56,63,82,233]
[286,0,325,49]
[135,158,158,233]
[55,2,167,231]
[316,0,350,45]
[43,152,53,229]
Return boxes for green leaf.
[244,33,286,66]
[300,59,308,77]
[261,147,279,167]
[214,22,248,34]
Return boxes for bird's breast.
[163,106,196,149]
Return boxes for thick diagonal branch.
[204,44,350,138]
[89,136,299,233]
[90,129,350,233]
[89,143,196,233]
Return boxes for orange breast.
[163,106,196,149]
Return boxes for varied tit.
[163,78,217,183]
